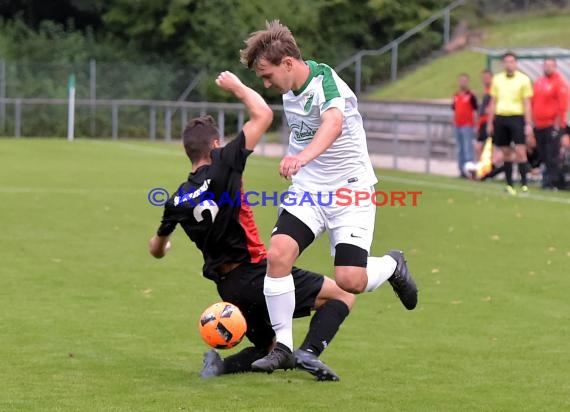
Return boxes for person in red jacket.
[452,73,478,178]
[532,58,569,189]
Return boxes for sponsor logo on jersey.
[302,91,315,112]
[174,179,211,206]
[290,121,317,142]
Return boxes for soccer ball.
[463,161,478,179]
[199,302,247,349]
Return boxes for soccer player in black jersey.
[149,71,354,381]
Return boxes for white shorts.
[280,186,376,256]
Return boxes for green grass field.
[1,138,570,411]
[368,11,570,101]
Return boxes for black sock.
[222,346,267,374]
[504,161,513,186]
[487,164,505,179]
[518,162,529,186]
[299,300,349,357]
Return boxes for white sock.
[263,274,295,351]
[365,255,397,292]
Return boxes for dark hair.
[544,57,557,65]
[502,51,517,60]
[482,69,493,75]
[459,72,469,78]
[240,20,302,69]
[182,115,219,163]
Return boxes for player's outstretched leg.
[201,346,268,378]
[386,250,418,310]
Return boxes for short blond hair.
[240,20,302,69]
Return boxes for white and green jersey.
[283,60,377,192]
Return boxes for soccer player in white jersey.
[240,21,419,373]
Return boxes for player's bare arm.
[149,235,171,259]
[215,71,273,150]
[279,108,343,179]
[554,87,564,128]
[523,97,533,137]
[562,132,570,157]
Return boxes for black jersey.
[156,131,267,282]
[479,87,492,120]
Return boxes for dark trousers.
[534,126,561,188]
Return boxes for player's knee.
[329,280,357,309]
[516,149,527,162]
[317,277,356,311]
[335,269,367,294]
[336,277,366,294]
[266,245,295,265]
[339,291,356,311]
[333,243,368,293]
[267,236,298,268]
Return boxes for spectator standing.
[452,73,478,178]
[532,58,569,189]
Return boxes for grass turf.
[1,138,569,411]
[367,11,570,101]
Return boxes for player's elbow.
[250,106,273,133]
[259,106,273,129]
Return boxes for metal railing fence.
[334,0,467,95]
[0,97,457,175]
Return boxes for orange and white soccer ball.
[199,302,247,349]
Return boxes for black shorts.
[477,122,488,142]
[493,115,525,146]
[215,259,324,349]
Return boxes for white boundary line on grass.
[378,175,570,205]
[87,140,185,157]
[0,186,143,195]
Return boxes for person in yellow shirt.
[487,52,534,195]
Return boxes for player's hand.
[149,235,171,259]
[215,71,244,94]
[279,155,306,180]
[561,132,570,148]
[486,122,494,137]
[526,132,536,150]
[524,124,533,138]
[561,133,570,158]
